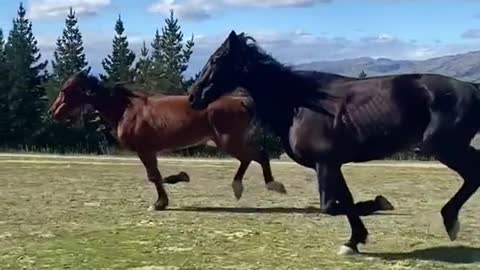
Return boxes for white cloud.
[186,31,479,75]
[147,0,331,20]
[36,30,480,78]
[36,31,147,76]
[223,0,331,8]
[462,29,480,39]
[148,0,215,20]
[28,0,111,20]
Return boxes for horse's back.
[123,95,211,150]
[205,96,257,159]
[206,96,251,134]
[293,74,432,162]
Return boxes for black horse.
[188,31,480,255]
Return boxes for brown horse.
[48,70,287,211]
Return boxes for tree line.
[0,3,286,158]
[0,3,196,154]
[0,3,426,160]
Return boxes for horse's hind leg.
[163,172,190,184]
[433,144,480,241]
[232,160,250,199]
[138,151,169,211]
[254,150,287,195]
[316,162,393,216]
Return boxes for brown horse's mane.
[85,75,158,101]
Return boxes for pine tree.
[4,3,48,146]
[359,70,367,78]
[147,29,170,92]
[134,41,152,86]
[159,9,194,94]
[51,7,90,84]
[34,7,109,154]
[0,28,10,145]
[101,15,136,83]
[183,71,200,89]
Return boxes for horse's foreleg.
[138,151,169,211]
[254,150,287,195]
[316,163,340,215]
[232,161,250,199]
[433,145,480,241]
[316,162,368,255]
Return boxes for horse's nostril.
[188,95,194,103]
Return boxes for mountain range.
[293,50,480,82]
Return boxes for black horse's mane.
[236,34,338,116]
[82,74,148,100]
[238,34,289,72]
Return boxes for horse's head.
[48,69,98,121]
[189,30,250,110]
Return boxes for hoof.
[375,195,394,211]
[232,181,244,200]
[149,200,168,211]
[177,171,190,183]
[337,245,359,256]
[446,219,460,241]
[266,181,287,194]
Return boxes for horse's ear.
[71,68,89,81]
[84,75,99,97]
[227,30,241,52]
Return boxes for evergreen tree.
[146,29,171,92]
[51,8,89,84]
[134,41,152,86]
[34,7,109,154]
[0,29,5,66]
[101,15,136,83]
[0,28,10,146]
[159,9,194,94]
[184,71,200,89]
[48,7,90,105]
[4,3,48,146]
[359,70,367,78]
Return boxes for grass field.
[1,154,480,270]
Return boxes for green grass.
[1,155,480,270]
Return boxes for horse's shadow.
[364,245,480,264]
[170,206,404,216]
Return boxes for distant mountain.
[293,50,480,82]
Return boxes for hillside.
[294,50,480,81]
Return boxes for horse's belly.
[154,133,210,152]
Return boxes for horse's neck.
[91,94,131,130]
[243,64,316,135]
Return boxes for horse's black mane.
[236,34,339,116]
[238,34,289,72]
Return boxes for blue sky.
[1,0,480,76]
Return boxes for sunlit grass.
[0,155,479,269]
